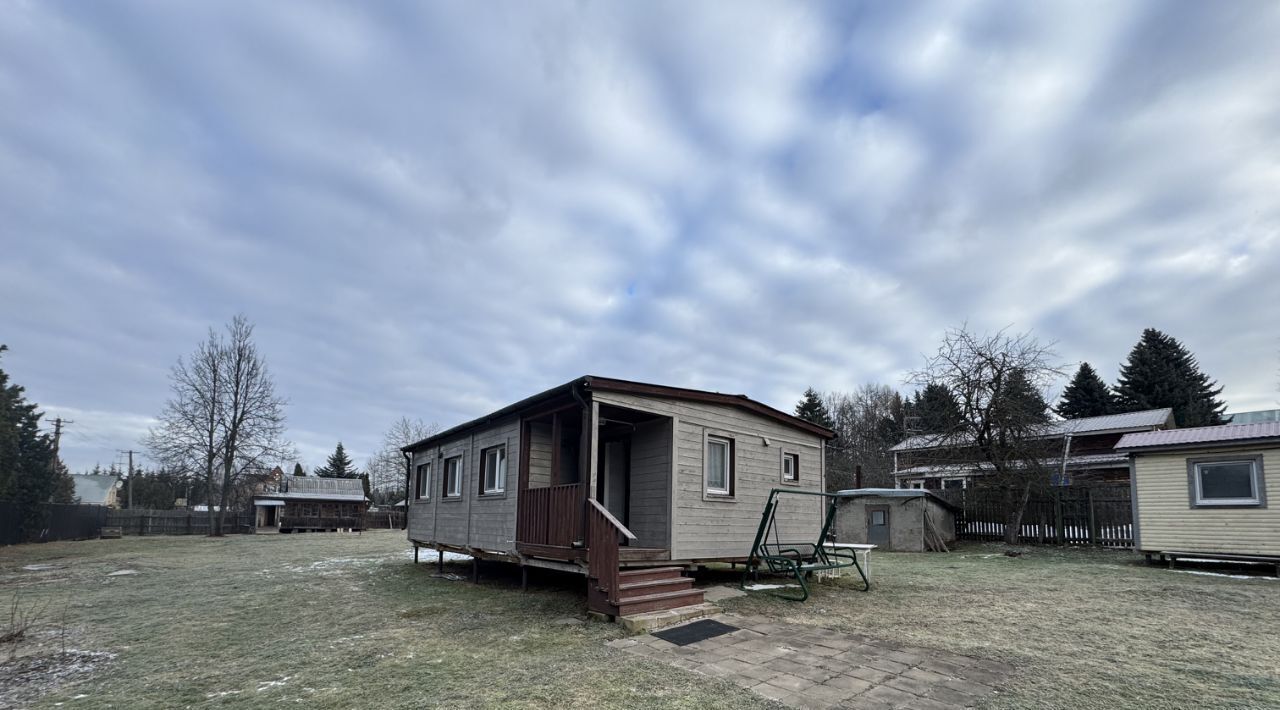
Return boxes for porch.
[515,398,696,617]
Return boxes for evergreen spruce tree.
[906,383,963,433]
[314,442,360,478]
[794,387,834,429]
[1055,363,1116,419]
[0,345,73,538]
[1114,328,1227,427]
[292,462,306,477]
[992,369,1051,427]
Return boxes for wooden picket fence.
[942,484,1134,548]
[105,509,255,536]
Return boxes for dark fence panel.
[0,502,108,545]
[946,484,1133,548]
[362,511,405,529]
[105,509,254,536]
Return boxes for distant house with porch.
[890,408,1175,489]
[70,474,121,507]
[403,376,835,619]
[253,477,368,533]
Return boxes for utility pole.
[51,417,72,467]
[119,449,139,509]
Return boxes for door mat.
[651,619,739,646]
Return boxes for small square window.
[870,510,887,526]
[415,463,431,501]
[1192,459,1262,506]
[781,452,799,483]
[481,446,506,495]
[443,456,462,498]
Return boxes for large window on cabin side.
[481,446,506,495]
[706,436,733,495]
[1191,458,1263,507]
[443,456,462,498]
[415,463,431,501]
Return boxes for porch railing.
[516,483,583,547]
[586,498,637,610]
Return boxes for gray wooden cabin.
[403,376,834,617]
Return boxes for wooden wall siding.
[527,420,553,488]
[406,418,523,555]
[406,445,439,543]
[590,391,826,560]
[1134,447,1280,556]
[627,418,671,549]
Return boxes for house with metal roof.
[252,476,368,533]
[1117,421,1280,567]
[890,408,1175,489]
[70,474,121,507]
[401,375,835,621]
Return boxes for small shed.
[834,488,958,552]
[1117,421,1280,566]
[70,474,121,507]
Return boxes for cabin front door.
[867,506,890,547]
[599,439,630,527]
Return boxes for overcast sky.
[2,1,1278,472]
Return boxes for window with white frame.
[1190,458,1263,507]
[443,456,462,498]
[415,462,431,500]
[908,480,925,490]
[706,436,733,495]
[942,478,965,490]
[481,446,507,494]
[781,452,799,483]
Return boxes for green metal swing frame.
[741,489,869,601]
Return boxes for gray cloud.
[1,0,1277,471]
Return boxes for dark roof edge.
[402,376,835,452]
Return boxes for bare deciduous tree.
[909,325,1063,544]
[823,385,906,490]
[146,315,294,535]
[365,417,439,505]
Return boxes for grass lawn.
[1,531,1277,709]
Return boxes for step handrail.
[585,499,638,610]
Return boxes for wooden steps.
[591,565,705,618]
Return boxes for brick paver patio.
[608,613,1013,709]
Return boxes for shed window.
[1192,459,1262,506]
[781,452,800,483]
[443,456,462,498]
[870,510,887,526]
[415,463,431,501]
[706,436,734,495]
[481,446,506,495]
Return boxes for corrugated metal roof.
[890,408,1173,451]
[255,476,368,503]
[71,474,119,505]
[1116,421,1280,450]
[833,487,960,511]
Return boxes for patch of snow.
[406,549,473,563]
[22,564,60,571]
[257,676,291,692]
[105,570,138,577]
[743,583,801,591]
[1174,557,1272,566]
[1175,570,1279,581]
[206,690,242,698]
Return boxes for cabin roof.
[890,408,1174,452]
[255,476,367,503]
[1116,420,1280,452]
[402,375,835,452]
[833,487,961,512]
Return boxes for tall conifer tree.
[1114,329,1227,426]
[1055,363,1116,419]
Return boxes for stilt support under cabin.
[472,558,479,583]
[521,565,529,591]
[413,545,419,564]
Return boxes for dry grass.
[718,544,1280,709]
[2,532,1278,708]
[0,531,762,709]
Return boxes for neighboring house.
[70,474,121,507]
[1117,421,1280,565]
[890,408,1175,489]
[252,477,369,533]
[1228,409,1280,425]
[835,488,958,552]
[402,375,835,619]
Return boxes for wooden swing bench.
[742,489,869,602]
